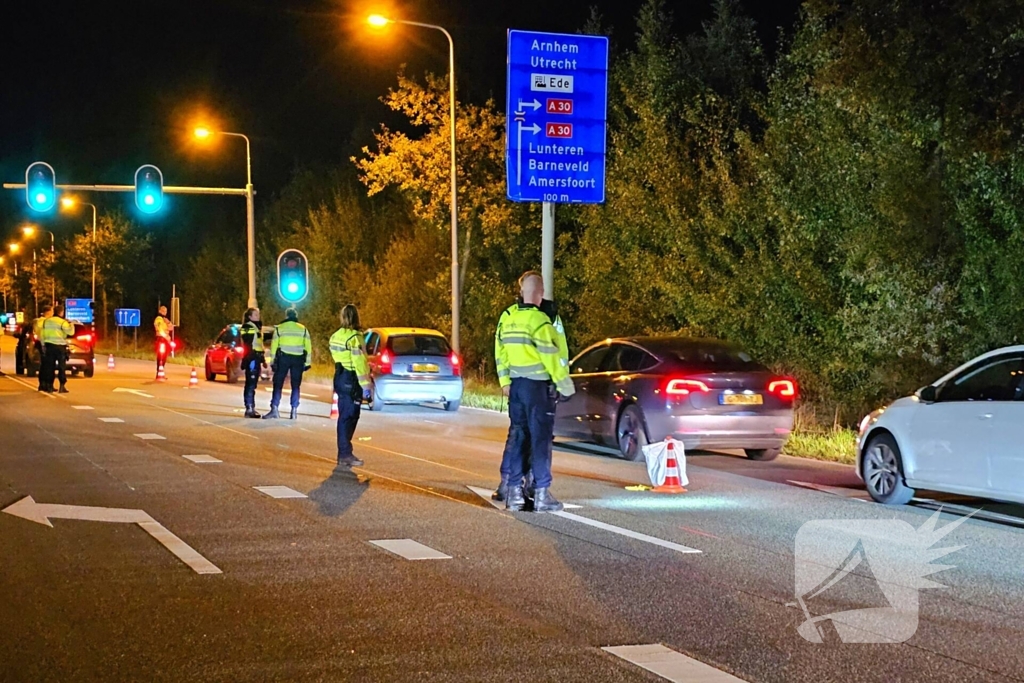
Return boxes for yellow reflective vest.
[495,303,568,389]
[32,316,45,341]
[271,320,312,358]
[496,303,574,396]
[329,327,370,388]
[41,315,74,345]
[154,315,172,340]
[240,322,264,353]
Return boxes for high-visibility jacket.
[329,327,371,388]
[32,316,45,341]
[497,303,574,396]
[154,315,173,340]
[240,322,264,353]
[271,320,312,358]
[41,315,74,346]
[495,302,568,388]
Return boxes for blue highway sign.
[506,30,609,204]
[115,308,141,328]
[64,298,94,324]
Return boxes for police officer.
[329,304,372,467]
[239,307,265,418]
[154,305,174,376]
[40,303,74,394]
[264,307,312,420]
[497,272,575,512]
[492,274,569,502]
[32,310,47,390]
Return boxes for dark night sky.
[0,0,800,250]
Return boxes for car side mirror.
[918,385,937,403]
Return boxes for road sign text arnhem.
[506,30,609,204]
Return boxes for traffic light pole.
[3,183,249,197]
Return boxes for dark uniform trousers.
[270,353,305,409]
[243,353,263,407]
[41,343,68,391]
[333,366,361,461]
[507,378,557,490]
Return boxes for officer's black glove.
[362,388,372,401]
[304,365,311,372]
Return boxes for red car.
[204,325,246,383]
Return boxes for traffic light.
[135,164,164,214]
[0,313,8,326]
[277,249,309,303]
[25,162,56,212]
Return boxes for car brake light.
[234,346,245,355]
[76,334,93,343]
[379,351,393,374]
[665,378,710,396]
[450,352,461,376]
[170,340,177,351]
[768,378,797,399]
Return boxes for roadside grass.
[783,428,858,465]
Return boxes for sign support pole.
[542,202,555,299]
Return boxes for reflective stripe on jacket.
[494,303,517,388]
[41,316,74,345]
[240,322,264,353]
[329,327,370,388]
[154,316,172,340]
[271,321,312,358]
[497,304,574,396]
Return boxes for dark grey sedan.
[554,337,796,461]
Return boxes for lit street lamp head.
[194,127,212,139]
[61,197,76,209]
[367,14,390,27]
[8,243,20,254]
[21,226,36,237]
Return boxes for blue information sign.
[64,298,94,324]
[506,30,609,204]
[115,308,141,328]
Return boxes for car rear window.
[389,335,451,357]
[666,344,764,371]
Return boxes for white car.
[857,346,1024,505]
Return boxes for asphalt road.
[2,338,1023,682]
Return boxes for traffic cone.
[156,365,166,382]
[330,392,339,418]
[652,440,688,494]
[107,354,115,370]
[189,368,199,388]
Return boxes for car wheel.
[205,359,216,382]
[617,405,648,461]
[445,399,461,412]
[226,360,240,384]
[370,388,384,412]
[84,363,94,378]
[862,432,915,505]
[745,448,781,461]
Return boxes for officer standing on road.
[240,307,265,419]
[40,302,74,394]
[32,310,47,391]
[329,304,372,468]
[497,272,575,512]
[264,307,312,420]
[153,305,174,377]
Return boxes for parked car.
[67,323,96,377]
[857,346,1024,506]
[204,325,245,383]
[554,337,797,461]
[363,327,463,412]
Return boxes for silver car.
[364,327,463,412]
[554,337,796,460]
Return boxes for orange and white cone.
[652,440,688,494]
[156,365,166,382]
[107,354,116,370]
[189,368,199,388]
[330,392,339,418]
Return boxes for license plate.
[412,363,439,373]
[721,393,763,405]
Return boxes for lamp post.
[22,225,56,304]
[368,14,460,352]
[194,127,258,309]
[61,198,98,302]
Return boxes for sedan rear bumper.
[375,376,464,404]
[646,412,793,451]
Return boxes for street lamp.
[368,13,461,352]
[194,126,258,309]
[62,197,99,302]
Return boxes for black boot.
[289,407,298,420]
[339,455,364,467]
[491,476,509,502]
[244,405,261,419]
[505,485,526,511]
[532,488,564,513]
[58,385,69,394]
[262,406,280,419]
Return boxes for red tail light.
[234,346,245,355]
[768,378,797,399]
[665,378,710,396]
[170,340,177,351]
[450,352,461,376]
[379,351,393,374]
[76,334,93,343]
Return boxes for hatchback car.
[554,337,797,460]
[857,346,1024,506]
[204,325,246,383]
[66,323,97,377]
[364,327,463,411]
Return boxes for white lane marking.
[98,417,125,423]
[72,405,94,410]
[787,480,872,501]
[370,539,451,560]
[183,454,222,464]
[422,419,441,425]
[134,433,166,440]
[261,387,318,399]
[603,644,745,682]
[467,485,583,510]
[149,404,258,440]
[3,374,56,398]
[113,388,154,398]
[551,511,702,554]
[2,496,221,575]
[253,485,307,499]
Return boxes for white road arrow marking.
[113,388,154,398]
[518,98,542,111]
[2,496,221,575]
[516,121,543,186]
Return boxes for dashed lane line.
[183,454,222,464]
[98,417,125,423]
[72,405,94,410]
[550,511,702,555]
[603,644,746,682]
[369,539,451,560]
[253,485,307,499]
[134,433,166,441]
